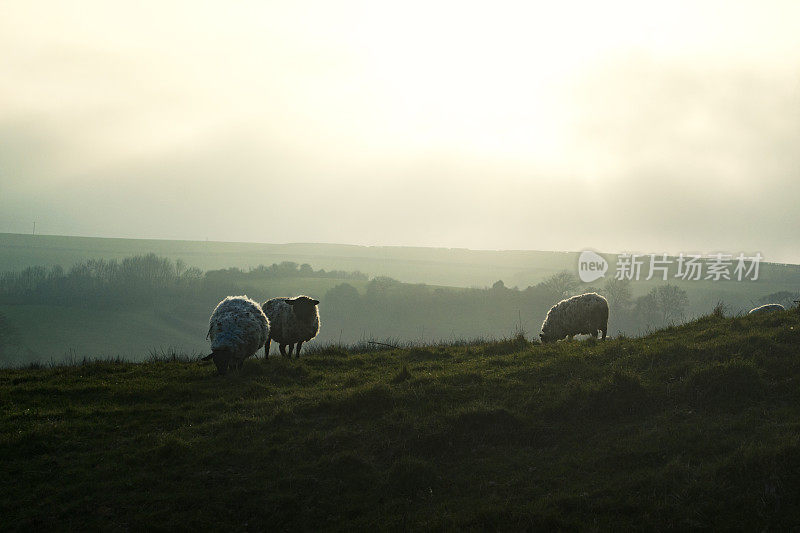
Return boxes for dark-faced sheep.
[202,295,269,374]
[540,292,609,343]
[262,295,320,358]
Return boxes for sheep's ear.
[286,298,298,305]
[311,299,320,305]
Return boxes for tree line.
[321,272,692,343]
[0,254,695,350]
[0,254,366,308]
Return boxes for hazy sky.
[1,1,799,262]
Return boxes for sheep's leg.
[295,341,303,358]
[264,337,271,359]
[288,344,295,356]
[601,328,607,340]
[279,344,288,357]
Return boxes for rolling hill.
[1,232,798,365]
[0,232,575,288]
[2,309,800,529]
[3,232,798,300]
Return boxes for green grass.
[2,309,800,530]
[0,304,208,363]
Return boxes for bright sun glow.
[1,0,800,260]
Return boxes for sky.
[1,1,799,262]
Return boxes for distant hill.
[3,232,799,295]
[1,234,798,365]
[0,232,583,288]
[2,309,800,529]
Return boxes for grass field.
[2,308,800,530]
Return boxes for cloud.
[1,2,799,262]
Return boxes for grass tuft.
[482,332,531,356]
[391,364,413,383]
[710,300,728,318]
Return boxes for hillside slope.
[6,232,799,294]
[2,309,800,530]
[0,232,576,288]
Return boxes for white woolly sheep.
[748,303,785,315]
[540,292,609,343]
[262,295,320,358]
[202,295,270,374]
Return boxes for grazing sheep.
[540,292,609,343]
[202,295,269,374]
[748,303,785,315]
[262,295,320,358]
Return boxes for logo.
[578,250,608,282]
[613,252,762,281]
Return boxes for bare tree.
[539,270,579,303]
[632,285,688,330]
[651,284,689,323]
[603,277,632,310]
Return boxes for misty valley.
[1,234,798,366]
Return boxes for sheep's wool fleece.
[208,296,270,360]
[749,303,785,314]
[542,292,609,339]
[263,297,320,345]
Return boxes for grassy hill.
[2,308,800,530]
[0,232,575,288]
[3,231,799,309]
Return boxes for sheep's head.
[539,332,555,344]
[201,349,232,375]
[287,296,320,322]
[540,321,559,344]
